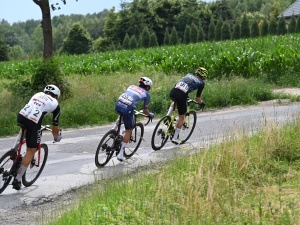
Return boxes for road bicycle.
[151,98,205,151]
[95,110,152,168]
[0,124,53,194]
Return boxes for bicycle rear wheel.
[124,123,144,158]
[178,110,197,144]
[151,116,171,151]
[22,143,48,187]
[95,130,116,168]
[0,150,16,194]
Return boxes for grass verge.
[42,116,300,224]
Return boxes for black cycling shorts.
[17,114,41,148]
[169,88,188,115]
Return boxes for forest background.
[0,0,297,60]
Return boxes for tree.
[268,17,277,35]
[94,36,110,52]
[215,18,223,41]
[61,23,92,55]
[296,16,300,33]
[164,28,170,45]
[198,26,204,42]
[149,32,158,47]
[190,23,198,43]
[232,21,241,39]
[208,19,216,41]
[122,33,130,49]
[129,35,138,49]
[260,18,269,36]
[170,26,179,45]
[0,35,9,61]
[140,27,150,48]
[288,16,296,33]
[240,14,250,38]
[221,20,231,40]
[183,25,191,44]
[33,0,53,59]
[277,17,287,35]
[250,20,259,38]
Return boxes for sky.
[1,0,213,24]
[0,0,132,24]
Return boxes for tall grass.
[44,116,300,224]
[0,73,292,137]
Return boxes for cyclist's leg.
[117,106,134,161]
[170,90,187,143]
[13,117,40,189]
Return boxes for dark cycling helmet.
[139,77,153,88]
[44,84,61,98]
[195,67,208,77]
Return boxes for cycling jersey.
[170,73,205,115]
[17,92,61,148]
[117,85,150,110]
[115,85,150,129]
[19,92,60,126]
[175,73,205,97]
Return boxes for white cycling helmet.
[139,77,153,88]
[44,84,61,98]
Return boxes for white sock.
[16,164,27,181]
[118,141,127,155]
[173,128,181,140]
[167,107,173,116]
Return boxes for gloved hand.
[55,134,62,142]
[149,112,155,118]
[54,129,62,142]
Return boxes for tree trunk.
[33,0,53,59]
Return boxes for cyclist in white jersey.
[167,67,208,144]
[12,84,62,190]
[114,77,154,161]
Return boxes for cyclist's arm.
[52,125,60,140]
[142,93,151,116]
[52,105,61,140]
[195,83,205,104]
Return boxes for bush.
[8,58,72,100]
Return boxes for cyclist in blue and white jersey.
[167,67,208,144]
[114,77,154,161]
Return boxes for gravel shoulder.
[1,88,300,225]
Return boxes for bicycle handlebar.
[186,98,206,111]
[41,125,62,143]
[41,125,52,132]
[134,110,152,126]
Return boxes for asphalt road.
[0,100,300,224]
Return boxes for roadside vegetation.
[1,33,300,137]
[42,114,300,224]
[0,72,296,137]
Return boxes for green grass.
[0,72,296,137]
[42,116,300,225]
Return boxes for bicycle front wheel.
[22,143,48,187]
[95,130,116,168]
[151,116,171,151]
[0,150,16,194]
[178,110,197,144]
[124,123,144,158]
